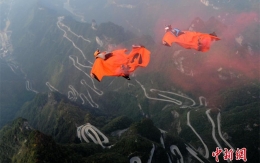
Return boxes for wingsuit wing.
[196,33,220,52]
[91,46,150,81]
[127,45,150,72]
[162,31,220,52]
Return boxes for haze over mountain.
[0,0,259,162]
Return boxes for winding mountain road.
[63,0,86,22]
[217,112,234,150]
[186,146,204,163]
[56,18,104,107]
[187,111,209,158]
[147,144,155,163]
[46,82,59,92]
[170,145,184,163]
[57,16,90,60]
[26,80,38,93]
[136,80,196,106]
[206,109,223,152]
[68,85,79,101]
[77,123,109,148]
[199,96,207,106]
[130,157,141,163]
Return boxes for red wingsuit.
[162,30,220,52]
[91,46,150,81]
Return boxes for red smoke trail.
[221,11,259,41]
[150,10,259,95]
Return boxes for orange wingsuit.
[91,46,150,82]
[162,30,220,52]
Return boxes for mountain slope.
[0,117,103,163]
[0,0,259,162]
[0,59,34,128]
[17,91,95,143]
